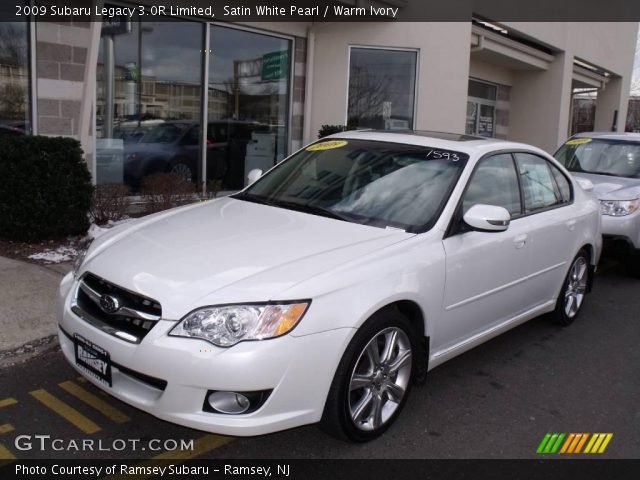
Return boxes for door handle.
[566,220,577,231]
[513,234,527,249]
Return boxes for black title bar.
[2,459,640,480]
[2,0,640,22]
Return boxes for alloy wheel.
[564,256,588,318]
[348,327,412,431]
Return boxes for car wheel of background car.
[320,307,417,442]
[551,249,590,326]
[169,162,193,184]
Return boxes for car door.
[513,152,576,303]
[437,153,534,353]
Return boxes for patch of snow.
[27,219,135,264]
[28,245,79,264]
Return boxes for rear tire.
[551,249,590,326]
[169,162,193,184]
[320,308,418,442]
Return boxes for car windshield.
[140,123,189,143]
[555,138,640,179]
[235,139,469,232]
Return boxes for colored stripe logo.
[537,433,613,454]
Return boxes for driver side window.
[462,153,522,217]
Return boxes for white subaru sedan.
[58,131,602,442]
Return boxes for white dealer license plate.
[74,333,112,387]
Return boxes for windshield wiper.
[267,199,352,222]
[573,169,636,178]
[234,193,351,222]
[231,192,272,205]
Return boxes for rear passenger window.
[514,153,563,212]
[549,162,572,203]
[462,154,522,217]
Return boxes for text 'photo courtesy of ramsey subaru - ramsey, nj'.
[58,130,602,442]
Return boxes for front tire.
[320,308,417,442]
[551,249,590,326]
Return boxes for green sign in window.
[261,50,289,81]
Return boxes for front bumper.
[601,209,640,251]
[57,274,353,436]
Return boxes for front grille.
[72,273,162,344]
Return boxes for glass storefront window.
[207,26,291,191]
[96,14,204,190]
[348,47,417,130]
[466,79,497,137]
[96,15,292,194]
[0,21,31,137]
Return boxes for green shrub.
[0,135,93,242]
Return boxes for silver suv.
[555,132,640,277]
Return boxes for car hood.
[571,172,640,200]
[82,197,411,319]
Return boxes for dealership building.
[1,1,638,193]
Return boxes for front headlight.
[169,302,310,347]
[600,199,640,217]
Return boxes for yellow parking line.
[59,381,129,424]
[102,435,233,480]
[0,424,14,435]
[0,398,17,409]
[29,389,101,434]
[0,443,15,460]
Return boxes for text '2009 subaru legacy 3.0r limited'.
[58,130,602,442]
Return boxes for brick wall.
[36,21,91,137]
[291,36,307,152]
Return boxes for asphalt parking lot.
[0,256,638,461]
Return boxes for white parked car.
[554,132,640,277]
[58,131,602,442]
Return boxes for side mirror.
[463,204,511,232]
[574,176,594,192]
[246,168,263,185]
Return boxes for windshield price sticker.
[566,138,592,145]
[306,140,349,151]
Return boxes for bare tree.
[348,67,393,127]
[0,23,27,66]
[0,84,27,119]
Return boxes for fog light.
[207,391,251,414]
[203,389,272,415]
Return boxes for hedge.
[0,135,93,242]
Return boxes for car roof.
[571,131,640,142]
[324,129,544,156]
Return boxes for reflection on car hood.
[571,172,640,200]
[82,197,410,319]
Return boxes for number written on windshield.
[425,149,463,161]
